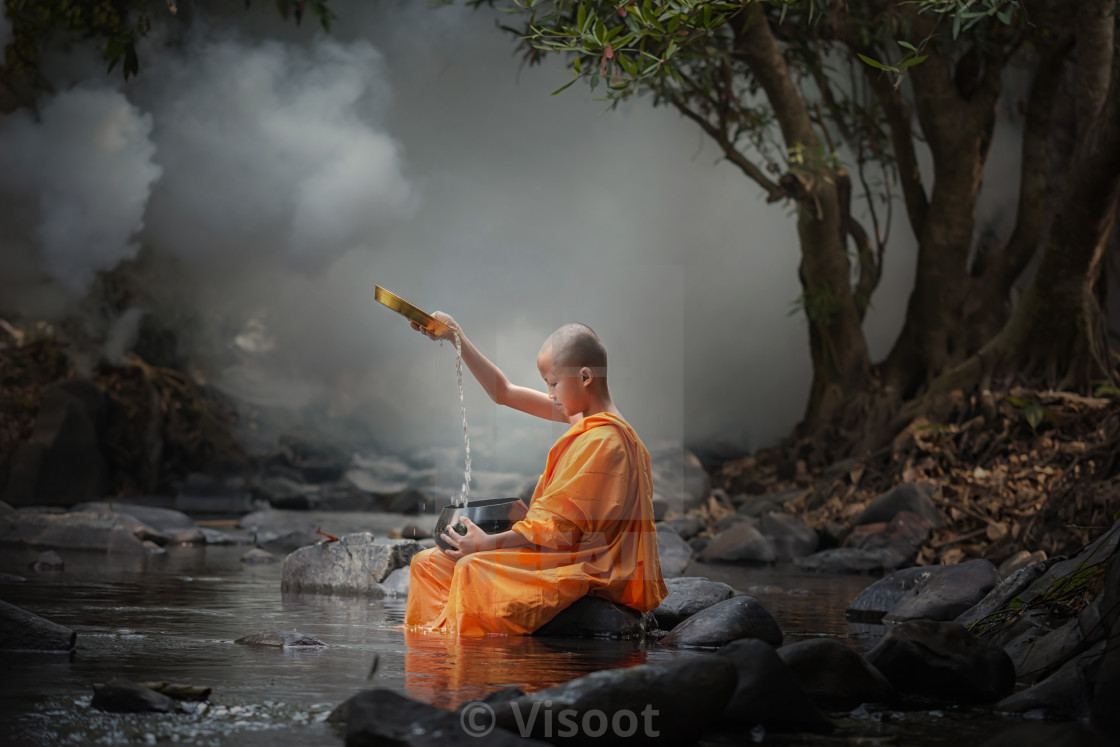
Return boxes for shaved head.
[541,323,607,373]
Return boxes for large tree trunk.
[732,6,872,431]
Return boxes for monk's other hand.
[410,312,458,341]
[439,517,488,560]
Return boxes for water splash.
[453,330,471,507]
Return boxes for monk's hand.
[409,312,458,342]
[439,517,489,560]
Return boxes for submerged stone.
[234,630,326,647]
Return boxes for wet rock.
[400,524,430,540]
[854,482,945,529]
[656,526,692,578]
[660,595,783,648]
[380,566,410,597]
[0,599,76,652]
[816,521,847,550]
[272,433,350,484]
[281,533,419,594]
[253,475,319,509]
[845,566,931,622]
[864,620,1014,703]
[241,548,278,564]
[716,638,833,731]
[843,511,931,566]
[797,547,901,574]
[979,723,1113,747]
[1091,624,1120,740]
[1008,596,1107,681]
[199,527,254,545]
[759,512,818,561]
[534,596,648,640]
[31,549,64,572]
[386,488,428,514]
[882,559,1001,623]
[688,535,710,555]
[3,378,109,508]
[341,688,538,747]
[650,447,711,514]
[659,515,703,540]
[651,576,738,629]
[697,522,776,564]
[75,502,203,545]
[493,655,737,745]
[777,638,894,709]
[258,530,321,555]
[736,488,807,519]
[998,549,1047,577]
[995,639,1104,719]
[0,506,161,554]
[234,630,326,647]
[91,678,176,713]
[0,572,27,583]
[955,559,1053,629]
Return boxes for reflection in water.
[0,545,880,745]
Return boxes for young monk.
[403,315,667,636]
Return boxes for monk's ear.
[580,366,593,385]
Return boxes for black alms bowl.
[434,497,529,552]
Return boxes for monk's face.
[537,347,589,418]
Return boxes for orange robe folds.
[404,413,668,636]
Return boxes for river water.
[0,545,1015,746]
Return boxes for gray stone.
[534,596,648,640]
[864,620,1015,703]
[759,511,818,561]
[281,533,420,594]
[846,566,931,622]
[234,630,326,647]
[714,513,753,533]
[651,576,737,629]
[74,502,204,545]
[1008,595,1107,681]
[995,639,1105,719]
[0,599,75,652]
[0,506,161,554]
[493,655,738,745]
[854,482,945,528]
[659,515,704,540]
[777,638,893,709]
[656,526,692,578]
[92,678,176,713]
[650,447,711,514]
[716,638,833,731]
[241,548,278,564]
[3,378,108,508]
[199,527,254,545]
[956,559,1053,630]
[381,566,410,597]
[798,547,902,574]
[341,688,539,746]
[697,522,776,564]
[1091,623,1120,740]
[736,488,807,519]
[843,511,931,566]
[882,559,1001,623]
[31,549,64,572]
[660,595,783,648]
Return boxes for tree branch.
[670,96,786,201]
[730,4,820,152]
[850,217,882,322]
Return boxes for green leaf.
[1006,396,1028,406]
[899,54,928,70]
[857,53,897,72]
[577,3,587,32]
[1023,403,1053,431]
[952,12,961,39]
[551,77,578,95]
[897,40,916,51]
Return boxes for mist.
[0,1,981,476]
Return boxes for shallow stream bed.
[0,545,1018,745]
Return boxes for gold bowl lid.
[374,285,453,337]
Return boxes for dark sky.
[1,2,1034,472]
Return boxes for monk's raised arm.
[411,314,567,423]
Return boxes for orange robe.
[404,413,667,636]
